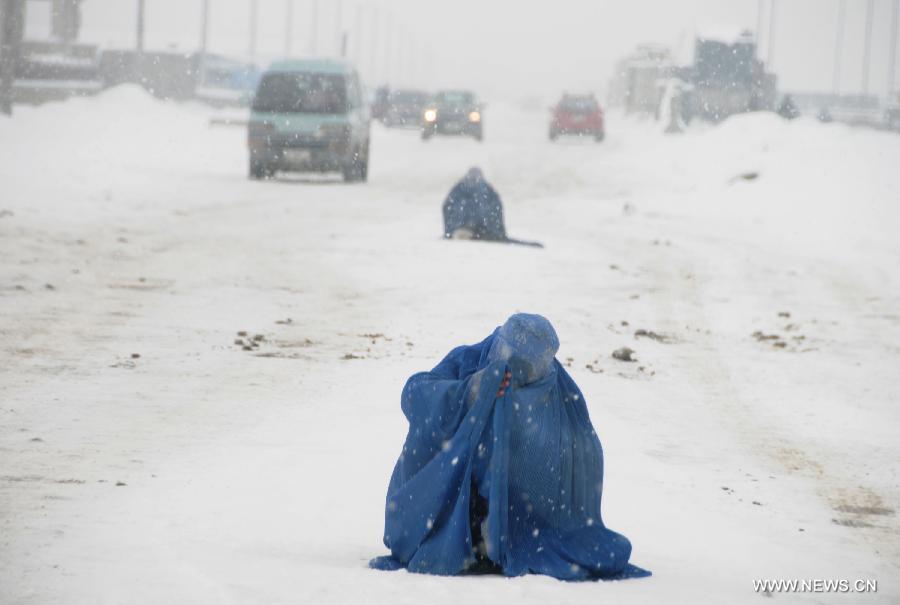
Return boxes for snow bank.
[0,85,246,225]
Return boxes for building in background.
[609,29,776,124]
[608,44,674,116]
[10,0,101,104]
[688,29,776,122]
[3,0,259,107]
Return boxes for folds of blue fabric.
[383,360,508,575]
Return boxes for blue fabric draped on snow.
[370,314,650,581]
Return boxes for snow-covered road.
[1,87,899,604]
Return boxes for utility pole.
[285,0,294,57]
[369,6,379,83]
[410,37,419,87]
[395,26,403,85]
[136,0,145,53]
[862,0,874,95]
[249,0,258,64]
[52,0,82,46]
[384,12,393,84]
[767,0,776,69]
[335,0,343,57]
[200,0,210,55]
[353,3,362,65]
[395,23,405,86]
[1,0,25,115]
[309,0,318,56]
[889,0,899,98]
[199,0,210,88]
[755,0,765,59]
[834,0,845,95]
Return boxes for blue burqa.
[370,314,650,581]
[442,167,507,241]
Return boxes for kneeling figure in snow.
[369,313,649,580]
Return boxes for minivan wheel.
[342,149,366,183]
[594,131,605,142]
[359,157,369,182]
[360,141,370,182]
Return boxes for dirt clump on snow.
[612,347,637,362]
[634,328,673,343]
[728,171,760,184]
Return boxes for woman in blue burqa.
[370,313,649,581]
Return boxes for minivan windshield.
[253,72,348,114]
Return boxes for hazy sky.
[23,0,900,100]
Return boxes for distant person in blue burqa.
[370,313,649,581]
[442,168,543,247]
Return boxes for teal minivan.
[247,60,370,182]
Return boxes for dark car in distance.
[384,89,431,128]
[422,90,483,141]
[549,94,604,142]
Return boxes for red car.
[549,94,605,142]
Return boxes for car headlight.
[468,111,481,123]
[424,109,437,122]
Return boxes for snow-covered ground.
[1,87,898,604]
